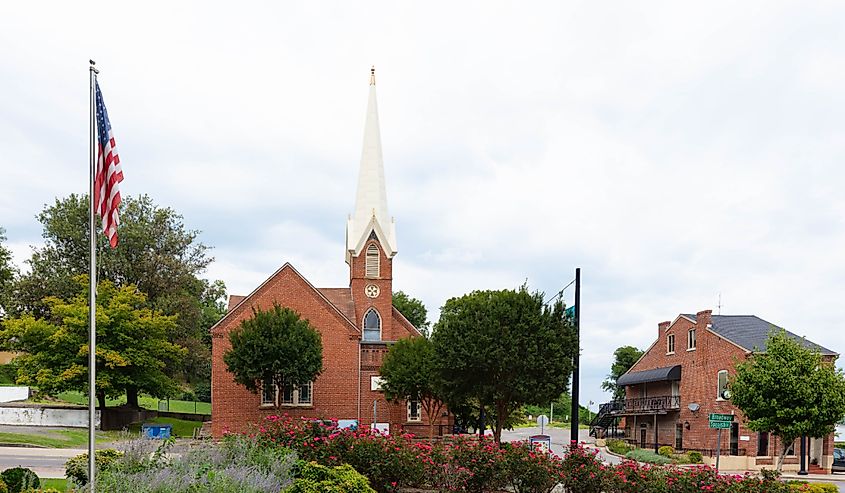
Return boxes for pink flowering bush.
[252,415,798,493]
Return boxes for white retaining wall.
[0,386,29,403]
[0,406,100,428]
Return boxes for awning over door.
[617,365,681,386]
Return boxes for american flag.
[94,81,123,248]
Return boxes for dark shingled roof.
[617,365,682,386]
[681,314,837,355]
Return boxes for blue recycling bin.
[142,423,172,439]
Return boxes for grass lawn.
[56,391,211,415]
[41,478,69,491]
[127,416,203,438]
[0,428,123,448]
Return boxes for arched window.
[366,244,380,278]
[363,308,381,341]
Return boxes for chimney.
[658,320,670,339]
[696,309,713,328]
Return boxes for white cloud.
[2,0,844,408]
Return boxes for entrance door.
[640,424,647,448]
[730,423,739,456]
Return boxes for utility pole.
[570,267,581,445]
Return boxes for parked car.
[833,448,845,473]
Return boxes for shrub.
[786,481,839,493]
[499,441,564,493]
[289,461,375,493]
[0,479,6,493]
[624,448,672,465]
[687,450,703,464]
[65,448,124,485]
[193,381,211,403]
[560,445,606,493]
[0,468,39,493]
[657,445,674,457]
[606,439,632,455]
[21,489,60,493]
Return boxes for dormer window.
[366,244,380,278]
[688,329,696,350]
[363,308,381,341]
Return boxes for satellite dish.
[688,403,700,412]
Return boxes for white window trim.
[271,381,314,407]
[365,244,380,278]
[687,329,697,351]
[407,399,422,422]
[363,308,382,342]
[666,334,675,355]
[261,379,276,407]
[717,370,728,401]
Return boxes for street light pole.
[570,267,581,445]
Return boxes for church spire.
[346,67,397,262]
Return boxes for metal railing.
[597,395,681,416]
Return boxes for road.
[0,446,84,478]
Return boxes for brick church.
[210,70,446,437]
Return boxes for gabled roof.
[681,313,837,356]
[319,288,356,322]
[392,305,423,338]
[210,263,359,335]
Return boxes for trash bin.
[141,423,172,439]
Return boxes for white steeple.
[346,67,397,262]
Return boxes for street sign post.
[537,414,549,435]
[708,413,734,472]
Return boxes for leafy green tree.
[7,194,225,382]
[223,304,323,408]
[379,336,444,437]
[392,291,430,336]
[0,227,16,318]
[432,287,576,443]
[730,331,845,471]
[601,346,643,400]
[0,276,186,409]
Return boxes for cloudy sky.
[1,1,844,410]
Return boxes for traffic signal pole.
[570,268,580,445]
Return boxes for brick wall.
[211,238,426,438]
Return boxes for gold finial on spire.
[369,65,376,86]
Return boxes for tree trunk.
[777,441,789,472]
[424,398,444,439]
[126,386,140,409]
[493,401,507,445]
[97,391,106,410]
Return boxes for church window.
[366,244,380,278]
[279,382,313,406]
[717,370,729,400]
[407,399,421,422]
[261,377,275,406]
[363,308,381,341]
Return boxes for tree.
[223,304,323,408]
[601,346,643,400]
[0,276,186,409]
[379,336,444,437]
[730,331,845,471]
[392,291,430,337]
[7,194,225,381]
[0,228,16,318]
[432,287,576,443]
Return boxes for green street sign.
[708,413,733,422]
[709,420,732,429]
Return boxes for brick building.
[591,309,838,472]
[210,70,446,438]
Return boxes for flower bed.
[250,414,802,493]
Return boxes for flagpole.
[88,59,99,493]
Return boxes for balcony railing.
[598,395,680,415]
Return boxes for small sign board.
[537,415,549,427]
[530,434,551,455]
[709,420,732,429]
[709,413,734,429]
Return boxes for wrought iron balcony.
[598,395,681,416]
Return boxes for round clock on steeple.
[365,284,380,298]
